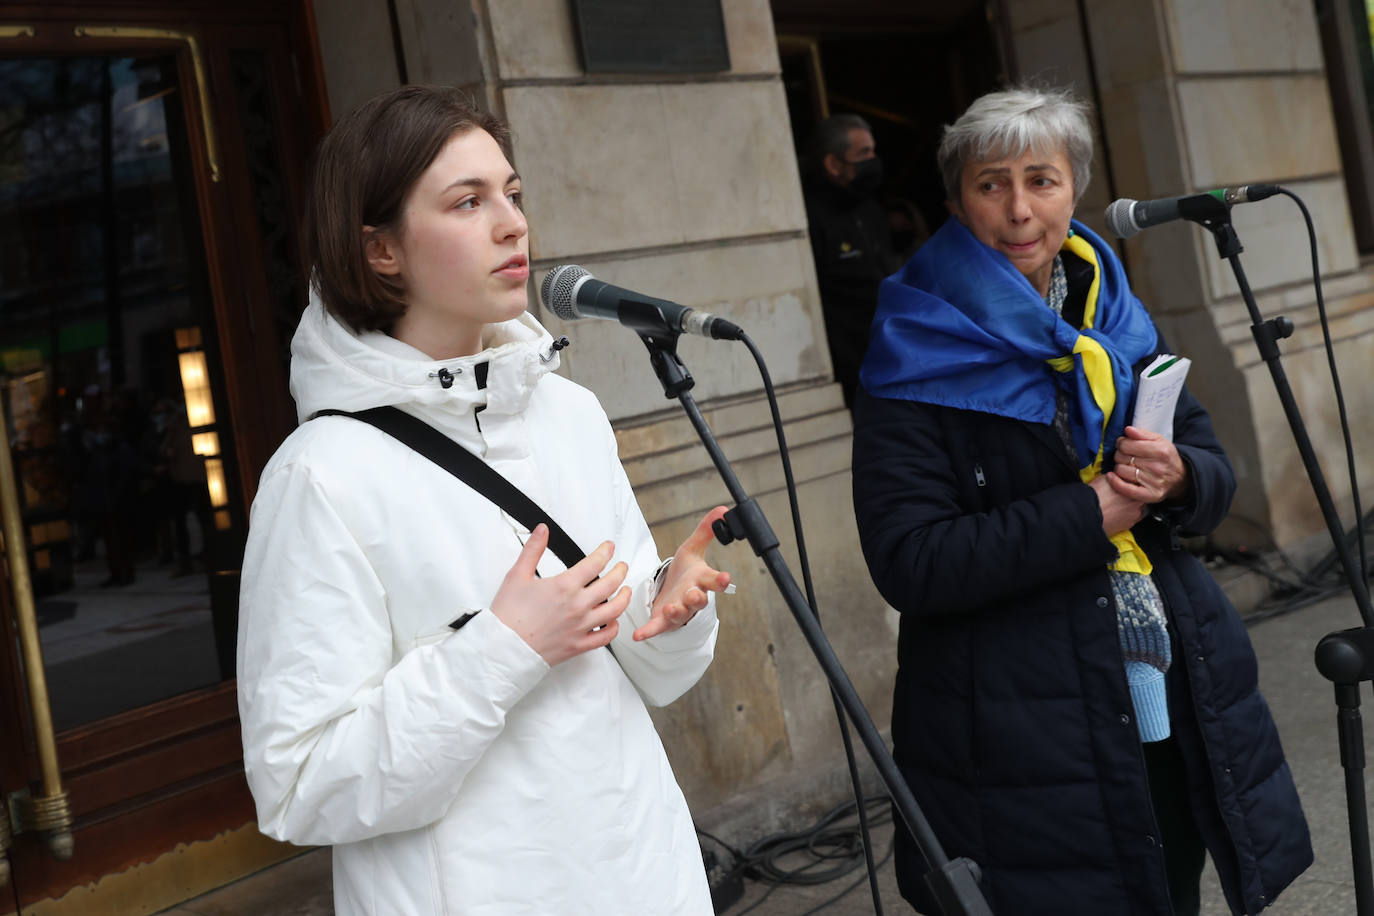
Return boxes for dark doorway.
[773,0,1010,256]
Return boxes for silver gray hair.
[938,86,1095,205]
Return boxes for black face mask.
[847,156,884,195]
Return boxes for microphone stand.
[1187,195,1374,915]
[635,329,993,916]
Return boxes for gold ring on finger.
[1129,456,1137,468]
[1134,466,1141,483]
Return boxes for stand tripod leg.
[1336,683,1374,915]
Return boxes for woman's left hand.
[632,506,733,641]
[1106,426,1189,504]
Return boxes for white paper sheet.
[1130,354,1191,441]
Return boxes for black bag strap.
[313,407,588,569]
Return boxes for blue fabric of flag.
[860,217,1158,469]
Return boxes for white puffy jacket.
[237,301,717,915]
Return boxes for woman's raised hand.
[489,524,631,666]
[633,506,732,642]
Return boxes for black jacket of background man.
[804,177,893,408]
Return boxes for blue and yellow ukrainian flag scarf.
[859,217,1159,573]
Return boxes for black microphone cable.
[1208,186,1369,625]
[723,330,888,914]
[699,793,894,915]
[1274,188,1367,587]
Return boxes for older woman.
[852,88,1311,915]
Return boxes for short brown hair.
[303,85,513,332]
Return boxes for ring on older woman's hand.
[1129,456,1137,468]
[1134,465,1141,483]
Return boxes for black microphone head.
[1104,198,1140,239]
[540,264,591,320]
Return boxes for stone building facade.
[4,2,1372,912]
[1011,0,1374,557]
[309,0,1374,833]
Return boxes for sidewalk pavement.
[161,591,1368,915]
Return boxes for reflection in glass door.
[0,55,246,732]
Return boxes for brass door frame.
[73,25,221,181]
[0,23,221,181]
[0,22,75,877]
[0,16,234,876]
[0,398,73,871]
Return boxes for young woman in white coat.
[237,84,732,916]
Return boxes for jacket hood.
[289,291,560,424]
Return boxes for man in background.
[803,114,895,408]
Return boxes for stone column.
[1010,0,1374,558]
[312,0,897,829]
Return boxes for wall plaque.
[571,0,730,74]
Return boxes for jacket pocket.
[959,453,1013,511]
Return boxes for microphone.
[1104,185,1280,238]
[540,265,744,341]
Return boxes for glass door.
[2,53,245,731]
[0,7,321,911]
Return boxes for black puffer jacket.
[852,374,1312,915]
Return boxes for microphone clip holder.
[636,329,695,399]
[1179,192,1234,238]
